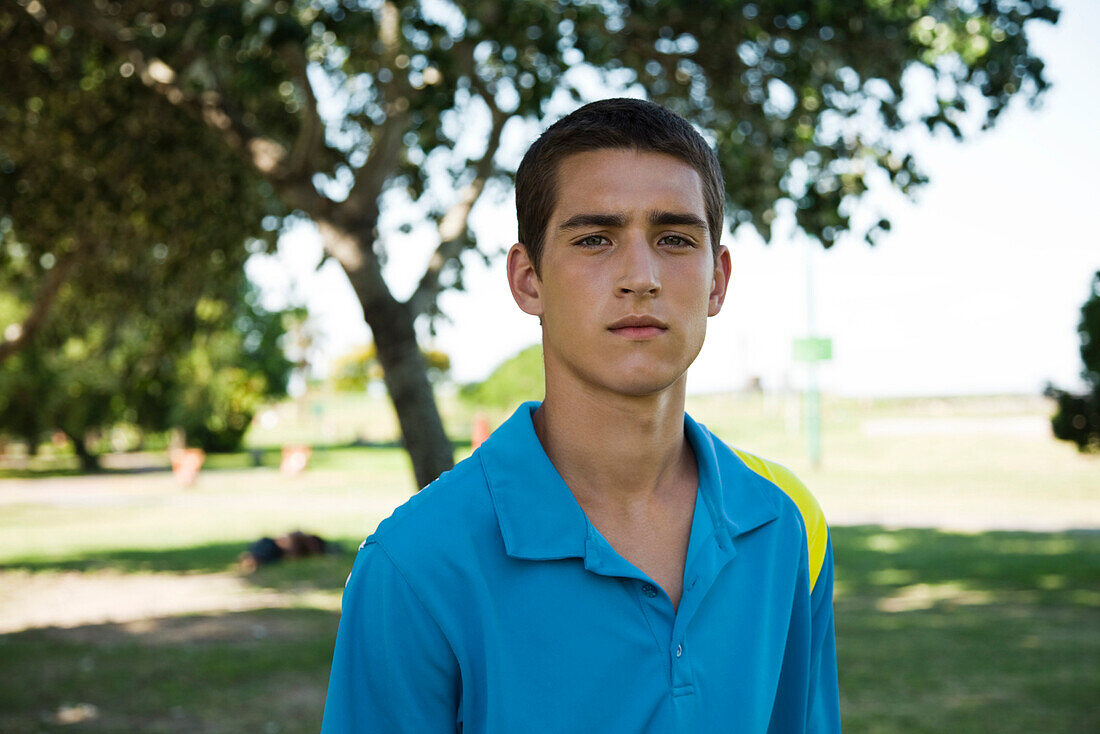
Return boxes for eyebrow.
[557,210,707,231]
[647,210,708,230]
[557,213,628,231]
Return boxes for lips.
[608,315,668,339]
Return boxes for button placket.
[670,639,693,696]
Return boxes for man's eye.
[577,235,609,248]
[660,234,694,248]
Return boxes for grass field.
[1,392,1097,732]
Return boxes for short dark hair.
[515,98,725,275]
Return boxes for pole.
[805,240,822,469]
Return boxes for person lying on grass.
[321,98,841,733]
[237,531,340,572]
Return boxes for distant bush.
[460,345,543,410]
[330,343,449,393]
[1048,270,1100,453]
[1045,387,1100,453]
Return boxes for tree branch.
[339,1,412,231]
[407,97,508,318]
[339,104,409,230]
[316,216,400,318]
[31,2,334,221]
[0,241,85,366]
[281,44,327,178]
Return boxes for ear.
[707,245,732,317]
[507,242,543,317]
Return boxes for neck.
[533,376,693,512]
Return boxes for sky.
[246,0,1100,398]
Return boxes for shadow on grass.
[2,526,1099,733]
[0,541,246,574]
[829,526,1100,733]
[0,540,358,592]
[831,525,1100,607]
[0,608,338,733]
[9,525,1098,599]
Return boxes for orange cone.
[472,413,490,450]
[170,448,205,487]
[280,444,312,475]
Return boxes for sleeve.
[806,536,841,733]
[320,540,461,733]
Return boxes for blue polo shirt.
[322,401,840,733]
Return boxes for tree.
[1046,271,1100,453]
[167,283,295,453]
[0,7,290,466]
[0,276,293,469]
[5,0,1058,487]
[0,8,285,362]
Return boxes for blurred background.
[1,0,1097,732]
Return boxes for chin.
[615,383,680,399]
[602,367,688,398]
[545,344,692,399]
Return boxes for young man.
[321,98,841,733]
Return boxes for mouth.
[607,315,669,339]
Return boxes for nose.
[616,236,661,297]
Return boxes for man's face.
[508,148,731,399]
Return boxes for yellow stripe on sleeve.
[730,447,828,593]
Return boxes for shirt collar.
[478,401,779,562]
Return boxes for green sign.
[793,337,832,362]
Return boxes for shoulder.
[726,447,827,540]
[364,451,499,570]
[721,441,830,590]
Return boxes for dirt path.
[0,569,340,634]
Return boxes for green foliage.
[1079,271,1100,386]
[0,7,295,459]
[460,344,544,410]
[1047,271,1100,452]
[1048,389,1100,453]
[1,0,1057,268]
[422,348,452,381]
[0,278,293,458]
[167,286,294,452]
[331,343,449,392]
[0,8,284,311]
[330,344,381,393]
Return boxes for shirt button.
[675,644,683,658]
[641,583,658,598]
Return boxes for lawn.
[1,393,1097,732]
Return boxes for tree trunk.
[66,430,101,473]
[22,430,39,457]
[319,219,455,489]
[366,296,455,489]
